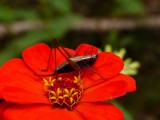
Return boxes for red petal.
[81,80,127,102]
[1,87,49,104]
[0,95,2,99]
[0,58,43,91]
[0,59,48,103]
[22,43,75,75]
[44,107,83,120]
[22,43,54,74]
[110,74,136,92]
[82,52,124,88]
[75,44,98,56]
[0,58,43,87]
[4,105,83,120]
[76,102,124,120]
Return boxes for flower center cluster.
[43,75,83,109]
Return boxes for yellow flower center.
[43,75,83,109]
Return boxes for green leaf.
[13,9,39,20]
[49,0,71,14]
[107,31,119,48]
[0,6,14,22]
[115,0,146,15]
[0,6,39,22]
[47,15,82,38]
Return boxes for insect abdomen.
[55,54,98,74]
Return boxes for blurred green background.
[0,0,160,119]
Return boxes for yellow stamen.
[43,75,83,109]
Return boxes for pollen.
[43,75,83,109]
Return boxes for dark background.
[0,0,160,120]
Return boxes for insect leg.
[35,39,81,77]
[54,39,74,58]
[56,47,81,71]
[41,39,58,71]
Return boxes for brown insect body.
[55,54,98,74]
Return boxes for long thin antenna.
[104,0,136,73]
[101,0,134,50]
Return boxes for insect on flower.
[0,1,137,119]
[38,39,98,76]
[35,39,111,109]
[0,40,136,120]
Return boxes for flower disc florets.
[43,75,83,109]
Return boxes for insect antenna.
[100,0,138,74]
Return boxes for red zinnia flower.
[0,43,136,120]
